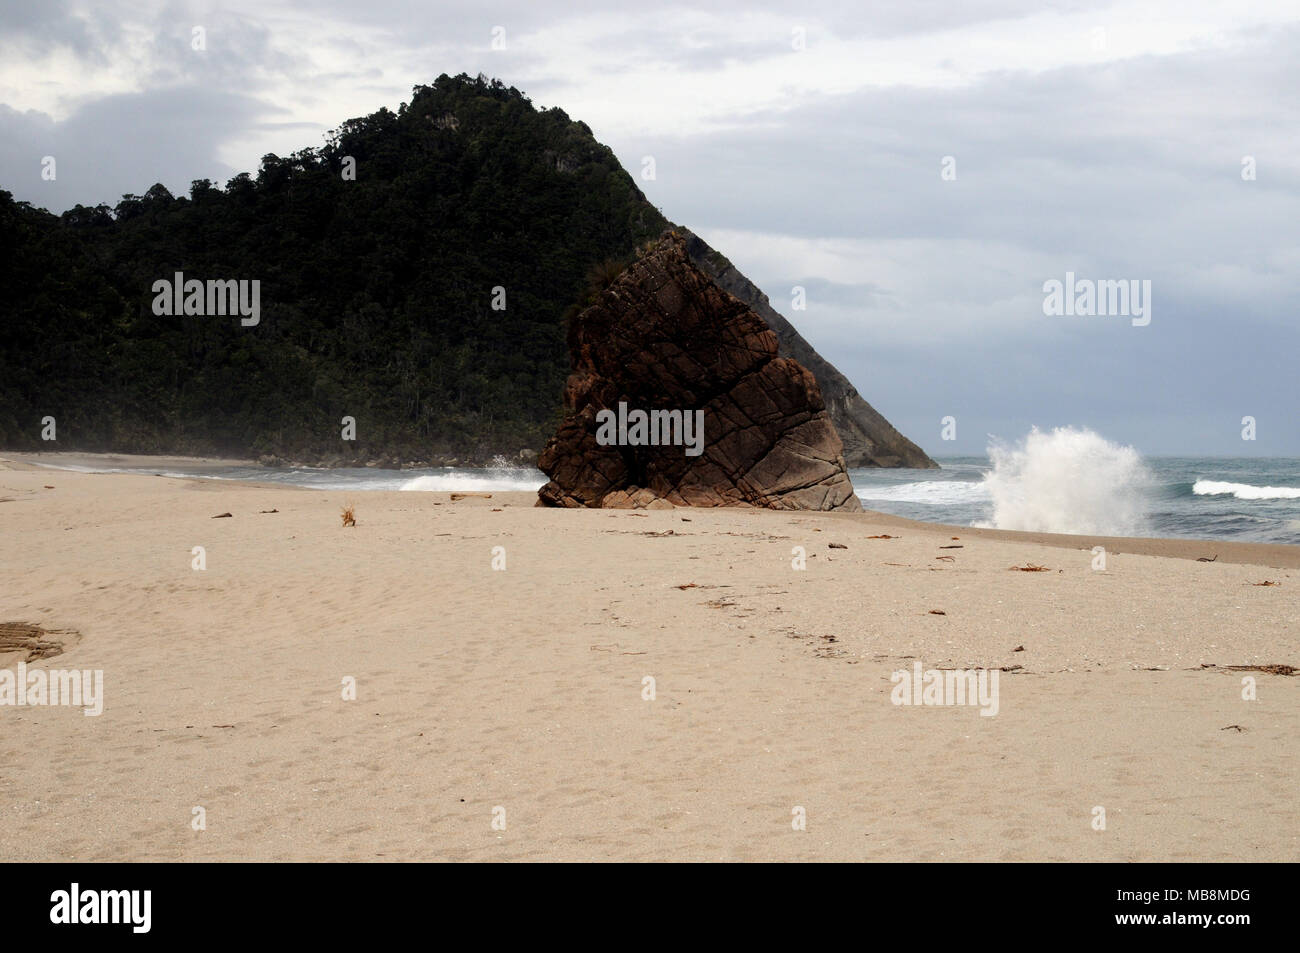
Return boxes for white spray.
[978,427,1151,536]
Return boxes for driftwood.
[1198,663,1295,676]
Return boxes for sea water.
[851,429,1300,544]
[33,431,1300,544]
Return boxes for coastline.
[0,450,260,472]
[0,448,535,472]
[5,450,1298,567]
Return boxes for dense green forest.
[0,73,668,464]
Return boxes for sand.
[1,454,1296,862]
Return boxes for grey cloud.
[0,0,111,59]
[140,5,314,91]
[619,31,1300,454]
[267,0,1074,45]
[0,86,285,211]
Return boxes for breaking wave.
[399,470,545,493]
[1192,480,1300,500]
[977,427,1151,536]
[855,480,990,505]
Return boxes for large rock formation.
[537,233,862,511]
[681,230,937,469]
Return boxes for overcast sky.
[2,0,1297,457]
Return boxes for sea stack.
[537,231,863,511]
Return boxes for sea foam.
[1193,480,1300,500]
[855,480,990,505]
[978,427,1151,536]
[399,470,545,493]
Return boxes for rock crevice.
[537,232,863,511]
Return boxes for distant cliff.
[682,231,936,469]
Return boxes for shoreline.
[0,450,260,471]
[814,507,1300,569]
[4,451,1296,569]
[0,448,533,472]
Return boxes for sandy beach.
[1,453,1296,862]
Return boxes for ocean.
[35,442,1300,545]
[851,456,1300,545]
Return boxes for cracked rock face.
[537,233,863,511]
[681,228,937,469]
